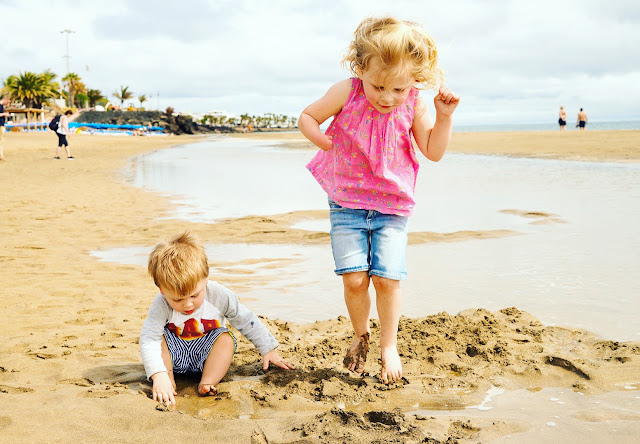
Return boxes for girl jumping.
[299,16,460,384]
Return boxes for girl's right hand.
[151,371,177,406]
[320,135,334,151]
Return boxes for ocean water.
[97,137,640,341]
[454,120,640,133]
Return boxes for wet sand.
[1,131,639,442]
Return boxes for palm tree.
[3,71,60,109]
[87,89,105,107]
[113,86,133,109]
[36,70,61,108]
[138,94,147,109]
[214,115,227,127]
[62,72,84,107]
[74,93,89,108]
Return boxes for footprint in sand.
[500,209,566,224]
[0,385,34,394]
[27,352,58,360]
[0,416,12,430]
[65,317,105,326]
[83,382,129,398]
[59,378,95,387]
[77,308,103,314]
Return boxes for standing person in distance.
[576,108,588,130]
[0,95,10,161]
[54,110,74,159]
[558,106,567,131]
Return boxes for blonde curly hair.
[342,16,443,90]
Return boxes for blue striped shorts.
[164,327,237,375]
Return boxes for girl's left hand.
[434,85,460,116]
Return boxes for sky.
[1,0,639,125]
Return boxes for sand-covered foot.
[198,383,217,396]
[380,346,402,384]
[343,332,370,373]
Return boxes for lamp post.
[60,29,75,107]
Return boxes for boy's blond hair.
[343,16,443,90]
[148,231,209,296]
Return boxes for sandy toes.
[380,346,402,384]
[343,332,370,373]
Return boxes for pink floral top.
[306,78,420,216]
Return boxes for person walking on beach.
[299,16,459,384]
[577,108,588,130]
[140,232,293,406]
[0,95,10,161]
[558,106,567,131]
[54,110,74,159]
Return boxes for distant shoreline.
[454,120,640,133]
[233,129,640,163]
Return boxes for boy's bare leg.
[160,336,176,390]
[198,332,234,396]
[342,271,371,373]
[372,276,402,384]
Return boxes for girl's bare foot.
[380,346,402,384]
[198,383,217,396]
[343,332,370,373]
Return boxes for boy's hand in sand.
[263,349,295,371]
[434,85,460,116]
[151,371,177,406]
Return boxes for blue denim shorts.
[328,199,408,281]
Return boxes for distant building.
[191,110,238,126]
[191,110,232,119]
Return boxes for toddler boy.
[140,231,293,406]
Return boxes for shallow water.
[99,137,640,341]
[410,387,640,442]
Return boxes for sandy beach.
[1,130,639,443]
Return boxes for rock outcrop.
[77,110,232,135]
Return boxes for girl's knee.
[343,272,370,293]
[371,275,400,294]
